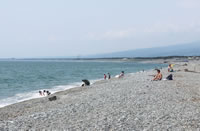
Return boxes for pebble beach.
[1,60,200,130]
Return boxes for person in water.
[43,90,46,96]
[39,91,42,96]
[46,90,51,95]
[153,69,162,81]
[104,74,107,80]
[108,73,111,79]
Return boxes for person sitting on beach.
[153,69,162,81]
[168,64,174,72]
[119,71,124,78]
[104,74,107,80]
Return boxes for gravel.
[1,60,200,130]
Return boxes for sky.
[0,0,200,58]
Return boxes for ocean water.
[0,60,166,107]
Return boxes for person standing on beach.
[108,73,111,79]
[104,74,107,80]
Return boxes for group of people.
[153,64,174,81]
[103,69,171,81]
[104,71,125,80]
[39,90,51,96]
[38,67,170,95]
[104,73,111,80]
[81,71,125,87]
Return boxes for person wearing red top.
[104,74,107,80]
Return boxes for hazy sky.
[0,0,200,58]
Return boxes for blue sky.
[0,0,200,58]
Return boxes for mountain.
[87,42,200,58]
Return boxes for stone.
[49,96,57,101]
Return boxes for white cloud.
[84,21,200,40]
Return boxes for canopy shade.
[82,79,90,86]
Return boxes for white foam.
[0,90,43,108]
[0,79,100,108]
[50,82,82,94]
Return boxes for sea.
[0,60,166,107]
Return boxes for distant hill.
[87,42,200,58]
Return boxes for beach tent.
[82,79,90,86]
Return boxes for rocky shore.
[1,60,200,130]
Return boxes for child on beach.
[40,90,51,96]
[104,74,107,80]
[43,90,46,96]
[46,90,51,95]
[39,91,42,96]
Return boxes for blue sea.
[0,60,166,107]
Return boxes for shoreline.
[1,60,200,130]
[0,79,101,108]
[0,71,149,108]
[0,61,165,108]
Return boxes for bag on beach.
[166,74,173,80]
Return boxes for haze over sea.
[0,60,165,107]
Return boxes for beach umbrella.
[82,79,90,86]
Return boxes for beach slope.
[1,61,200,130]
